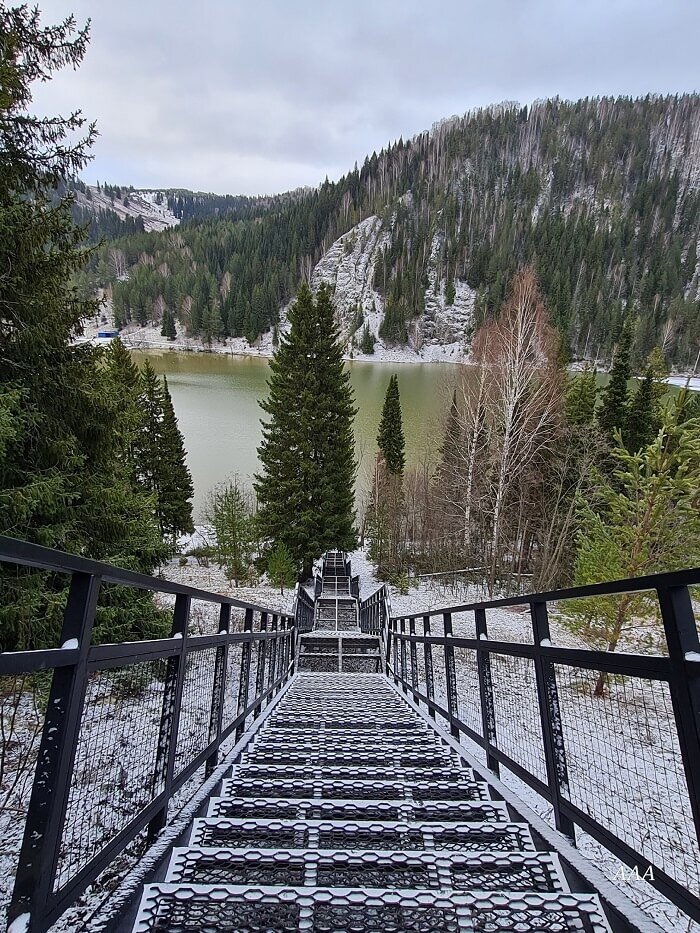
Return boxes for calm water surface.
[132,351,459,519]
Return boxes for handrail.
[0,536,297,933]
[384,566,700,924]
[359,583,392,635]
[0,534,292,618]
[293,582,315,633]
[392,564,700,621]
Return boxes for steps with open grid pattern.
[132,673,612,932]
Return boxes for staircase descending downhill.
[132,672,612,932]
[297,550,382,673]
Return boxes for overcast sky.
[30,0,700,196]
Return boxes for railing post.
[399,618,408,693]
[423,614,436,718]
[236,608,255,741]
[657,584,700,851]
[289,616,297,675]
[443,611,460,740]
[148,592,191,843]
[409,617,419,702]
[475,607,499,775]
[10,572,102,931]
[268,614,279,694]
[254,612,268,717]
[531,599,575,840]
[205,603,231,779]
[390,617,398,681]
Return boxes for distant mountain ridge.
[77,94,700,367]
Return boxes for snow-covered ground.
[1,544,698,931]
[666,375,700,391]
[79,312,469,365]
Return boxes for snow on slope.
[72,186,180,233]
[311,213,475,361]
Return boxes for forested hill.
[84,95,700,367]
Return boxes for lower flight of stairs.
[297,633,381,673]
[132,674,612,932]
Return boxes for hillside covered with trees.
[82,95,700,367]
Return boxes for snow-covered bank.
[79,318,468,365]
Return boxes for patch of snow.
[7,914,30,933]
[61,638,79,650]
[685,651,700,662]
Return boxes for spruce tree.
[161,306,176,339]
[377,374,406,474]
[0,9,169,651]
[565,367,598,425]
[597,321,632,442]
[255,283,356,578]
[267,541,296,594]
[360,323,375,354]
[159,376,195,542]
[205,480,253,585]
[137,363,194,543]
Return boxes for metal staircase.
[132,673,611,931]
[297,550,382,673]
[7,539,695,932]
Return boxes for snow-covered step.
[189,817,536,852]
[223,776,491,801]
[133,884,611,933]
[240,748,456,767]
[165,846,569,892]
[206,795,510,823]
[232,763,472,784]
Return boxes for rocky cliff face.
[312,214,476,358]
[72,186,180,233]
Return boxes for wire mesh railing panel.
[484,606,534,644]
[453,647,482,738]
[55,662,166,890]
[174,648,217,778]
[555,665,700,896]
[0,673,48,918]
[221,644,242,734]
[490,654,547,782]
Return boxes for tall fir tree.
[565,367,598,425]
[137,362,194,543]
[255,283,356,577]
[161,306,176,339]
[0,8,169,650]
[158,376,195,542]
[377,374,406,474]
[597,321,632,442]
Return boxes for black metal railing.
[293,582,316,633]
[359,584,391,635]
[350,574,360,599]
[0,535,296,933]
[383,568,700,923]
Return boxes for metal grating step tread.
[165,846,569,893]
[223,777,491,801]
[133,884,611,932]
[189,817,535,852]
[232,764,474,784]
[206,796,510,823]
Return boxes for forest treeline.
[78,95,700,367]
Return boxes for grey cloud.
[29,0,700,194]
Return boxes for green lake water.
[131,351,459,520]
